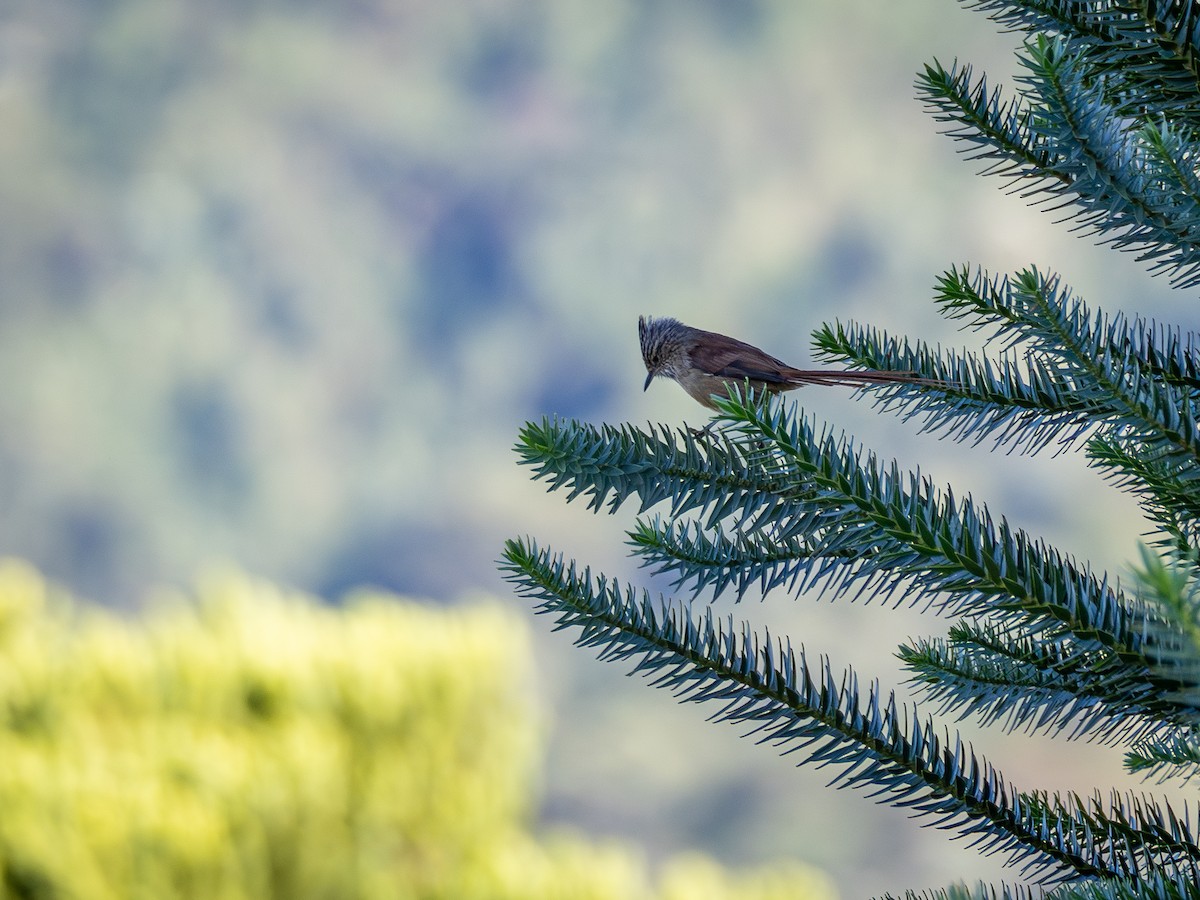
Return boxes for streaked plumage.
[638,315,940,409]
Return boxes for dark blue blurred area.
[170,379,249,507]
[54,499,128,600]
[317,518,491,603]
[535,347,619,420]
[416,190,530,347]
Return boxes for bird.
[639,315,941,409]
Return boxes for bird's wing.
[687,331,795,385]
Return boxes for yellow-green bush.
[0,561,833,900]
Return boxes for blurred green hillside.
[1,1,1194,895]
[0,559,833,899]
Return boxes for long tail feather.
[781,369,946,389]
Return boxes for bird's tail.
[780,369,945,389]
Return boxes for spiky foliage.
[502,2,1200,897]
[881,870,1200,899]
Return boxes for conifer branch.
[1125,729,1200,783]
[514,416,810,525]
[917,59,1063,187]
[1087,436,1200,556]
[816,266,1200,475]
[627,516,867,600]
[504,1,1200,893]
[879,884,1029,900]
[813,318,1098,454]
[922,25,1200,288]
[884,874,1200,900]
[1022,37,1200,286]
[500,538,1200,885]
[515,403,1200,731]
[900,620,1182,742]
[959,1,1200,138]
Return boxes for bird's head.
[638,315,687,391]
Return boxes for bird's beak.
[643,371,654,391]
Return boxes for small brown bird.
[639,315,939,409]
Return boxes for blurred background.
[0,0,1195,895]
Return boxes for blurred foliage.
[0,559,833,899]
[0,0,971,605]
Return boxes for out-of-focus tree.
[0,559,833,899]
